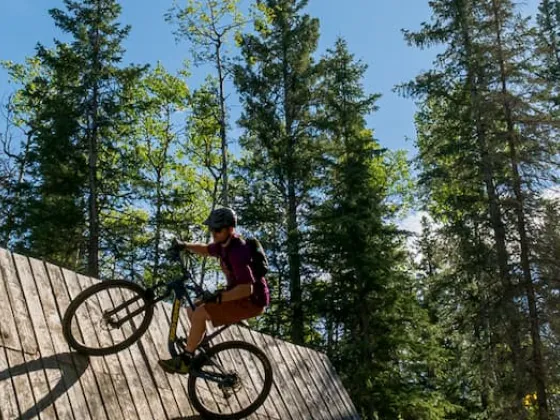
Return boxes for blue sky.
[0,0,541,158]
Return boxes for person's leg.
[158,305,210,374]
[185,305,210,353]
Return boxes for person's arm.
[184,243,210,256]
[220,284,253,302]
[173,239,211,256]
[219,246,255,302]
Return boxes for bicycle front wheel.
[188,340,273,420]
[62,280,155,356]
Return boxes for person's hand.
[171,238,188,252]
[168,238,188,261]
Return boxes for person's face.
[211,226,233,243]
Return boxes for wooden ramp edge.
[0,247,360,419]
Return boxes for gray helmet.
[203,207,237,230]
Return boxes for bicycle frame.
[114,249,236,370]
[104,251,238,383]
[158,276,234,359]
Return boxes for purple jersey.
[208,234,270,307]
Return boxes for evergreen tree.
[401,0,527,416]
[3,45,89,268]
[403,0,559,417]
[311,38,453,419]
[233,0,322,343]
[47,0,146,276]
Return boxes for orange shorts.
[204,298,265,326]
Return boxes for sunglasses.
[211,227,224,234]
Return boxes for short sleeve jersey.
[208,234,254,289]
[207,234,270,306]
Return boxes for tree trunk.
[216,41,228,207]
[287,177,303,343]
[154,167,163,281]
[459,2,526,415]
[490,1,549,417]
[281,18,304,344]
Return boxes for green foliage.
[3,1,560,418]
[166,0,245,66]
[233,0,322,344]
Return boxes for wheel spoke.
[188,341,273,419]
[63,281,153,356]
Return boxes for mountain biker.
[158,207,270,374]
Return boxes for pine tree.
[233,0,321,344]
[47,0,146,276]
[311,38,453,419]
[401,0,533,416]
[2,45,89,267]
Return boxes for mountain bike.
[62,244,273,420]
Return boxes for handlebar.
[167,238,205,296]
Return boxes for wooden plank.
[0,253,37,419]
[0,256,21,353]
[298,345,344,420]
[223,325,276,420]
[113,343,153,420]
[237,326,286,420]
[14,253,74,420]
[55,266,109,420]
[127,335,171,420]
[269,336,316,420]
[219,326,262,417]
[106,284,168,420]
[76,274,141,420]
[176,307,224,416]
[150,302,197,417]
[102,279,181,420]
[317,352,359,419]
[272,337,318,420]
[83,277,154,420]
[45,262,103,420]
[0,258,22,420]
[3,347,42,419]
[229,325,280,420]
[63,270,125,420]
[31,257,91,420]
[0,249,57,419]
[0,249,37,355]
[284,341,331,420]
[0,346,20,419]
[247,329,298,420]
[256,332,308,419]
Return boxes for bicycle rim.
[62,280,154,356]
[188,340,273,420]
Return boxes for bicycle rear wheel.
[62,280,154,356]
[188,340,273,420]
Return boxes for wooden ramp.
[0,248,359,419]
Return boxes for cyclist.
[158,207,270,374]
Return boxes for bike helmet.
[203,207,237,230]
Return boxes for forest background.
[1,0,559,419]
